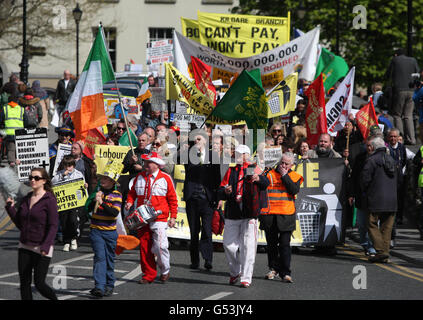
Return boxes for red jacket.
[126,169,178,222]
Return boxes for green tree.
[232,0,423,91]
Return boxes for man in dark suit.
[54,70,77,115]
[183,130,221,270]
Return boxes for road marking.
[0,215,10,229]
[393,264,423,280]
[59,265,141,300]
[0,253,94,280]
[340,245,423,283]
[203,292,234,300]
[0,221,14,236]
[0,281,19,286]
[63,265,128,273]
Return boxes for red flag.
[355,97,379,140]
[130,59,136,64]
[190,56,217,106]
[305,73,327,147]
[82,128,106,160]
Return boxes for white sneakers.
[63,240,77,252]
[265,269,278,280]
[71,239,78,251]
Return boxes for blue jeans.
[356,208,376,254]
[90,228,118,292]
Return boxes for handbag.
[211,207,225,235]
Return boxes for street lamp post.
[19,0,29,85]
[73,3,83,78]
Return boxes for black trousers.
[264,223,292,277]
[185,197,214,265]
[60,209,80,244]
[18,249,57,300]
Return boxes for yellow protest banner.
[198,11,290,58]
[94,145,131,175]
[166,63,244,125]
[53,178,88,212]
[266,72,298,118]
[181,17,200,43]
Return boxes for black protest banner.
[294,158,347,247]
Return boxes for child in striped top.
[87,170,122,298]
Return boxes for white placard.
[264,146,283,167]
[15,128,50,182]
[52,143,72,177]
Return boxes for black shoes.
[189,263,199,270]
[90,288,103,298]
[103,288,114,297]
[204,261,213,270]
[90,287,113,298]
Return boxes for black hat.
[55,125,75,138]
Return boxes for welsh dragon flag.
[68,26,115,139]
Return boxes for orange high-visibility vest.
[261,169,304,215]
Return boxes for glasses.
[117,127,126,131]
[153,142,161,147]
[272,129,282,133]
[29,175,45,181]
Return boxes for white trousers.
[150,221,170,275]
[223,218,258,284]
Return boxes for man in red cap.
[125,152,178,283]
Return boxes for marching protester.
[19,88,43,129]
[125,152,178,284]
[183,130,221,270]
[48,125,74,177]
[218,145,270,288]
[5,168,58,300]
[52,155,87,252]
[309,133,342,159]
[361,136,398,263]
[0,94,24,167]
[260,152,304,283]
[85,162,123,298]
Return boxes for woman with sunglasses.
[5,168,58,300]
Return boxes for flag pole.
[99,22,135,156]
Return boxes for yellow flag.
[266,72,298,118]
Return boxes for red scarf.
[236,162,250,202]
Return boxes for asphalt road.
[0,225,422,301]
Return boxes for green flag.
[210,69,268,130]
[315,47,349,92]
[119,128,138,148]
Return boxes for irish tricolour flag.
[68,26,114,139]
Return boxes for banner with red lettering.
[305,73,327,147]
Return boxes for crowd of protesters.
[2,48,423,299]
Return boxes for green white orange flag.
[68,26,115,140]
[136,77,152,105]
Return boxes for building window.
[148,27,174,43]
[92,27,117,70]
[201,0,233,4]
